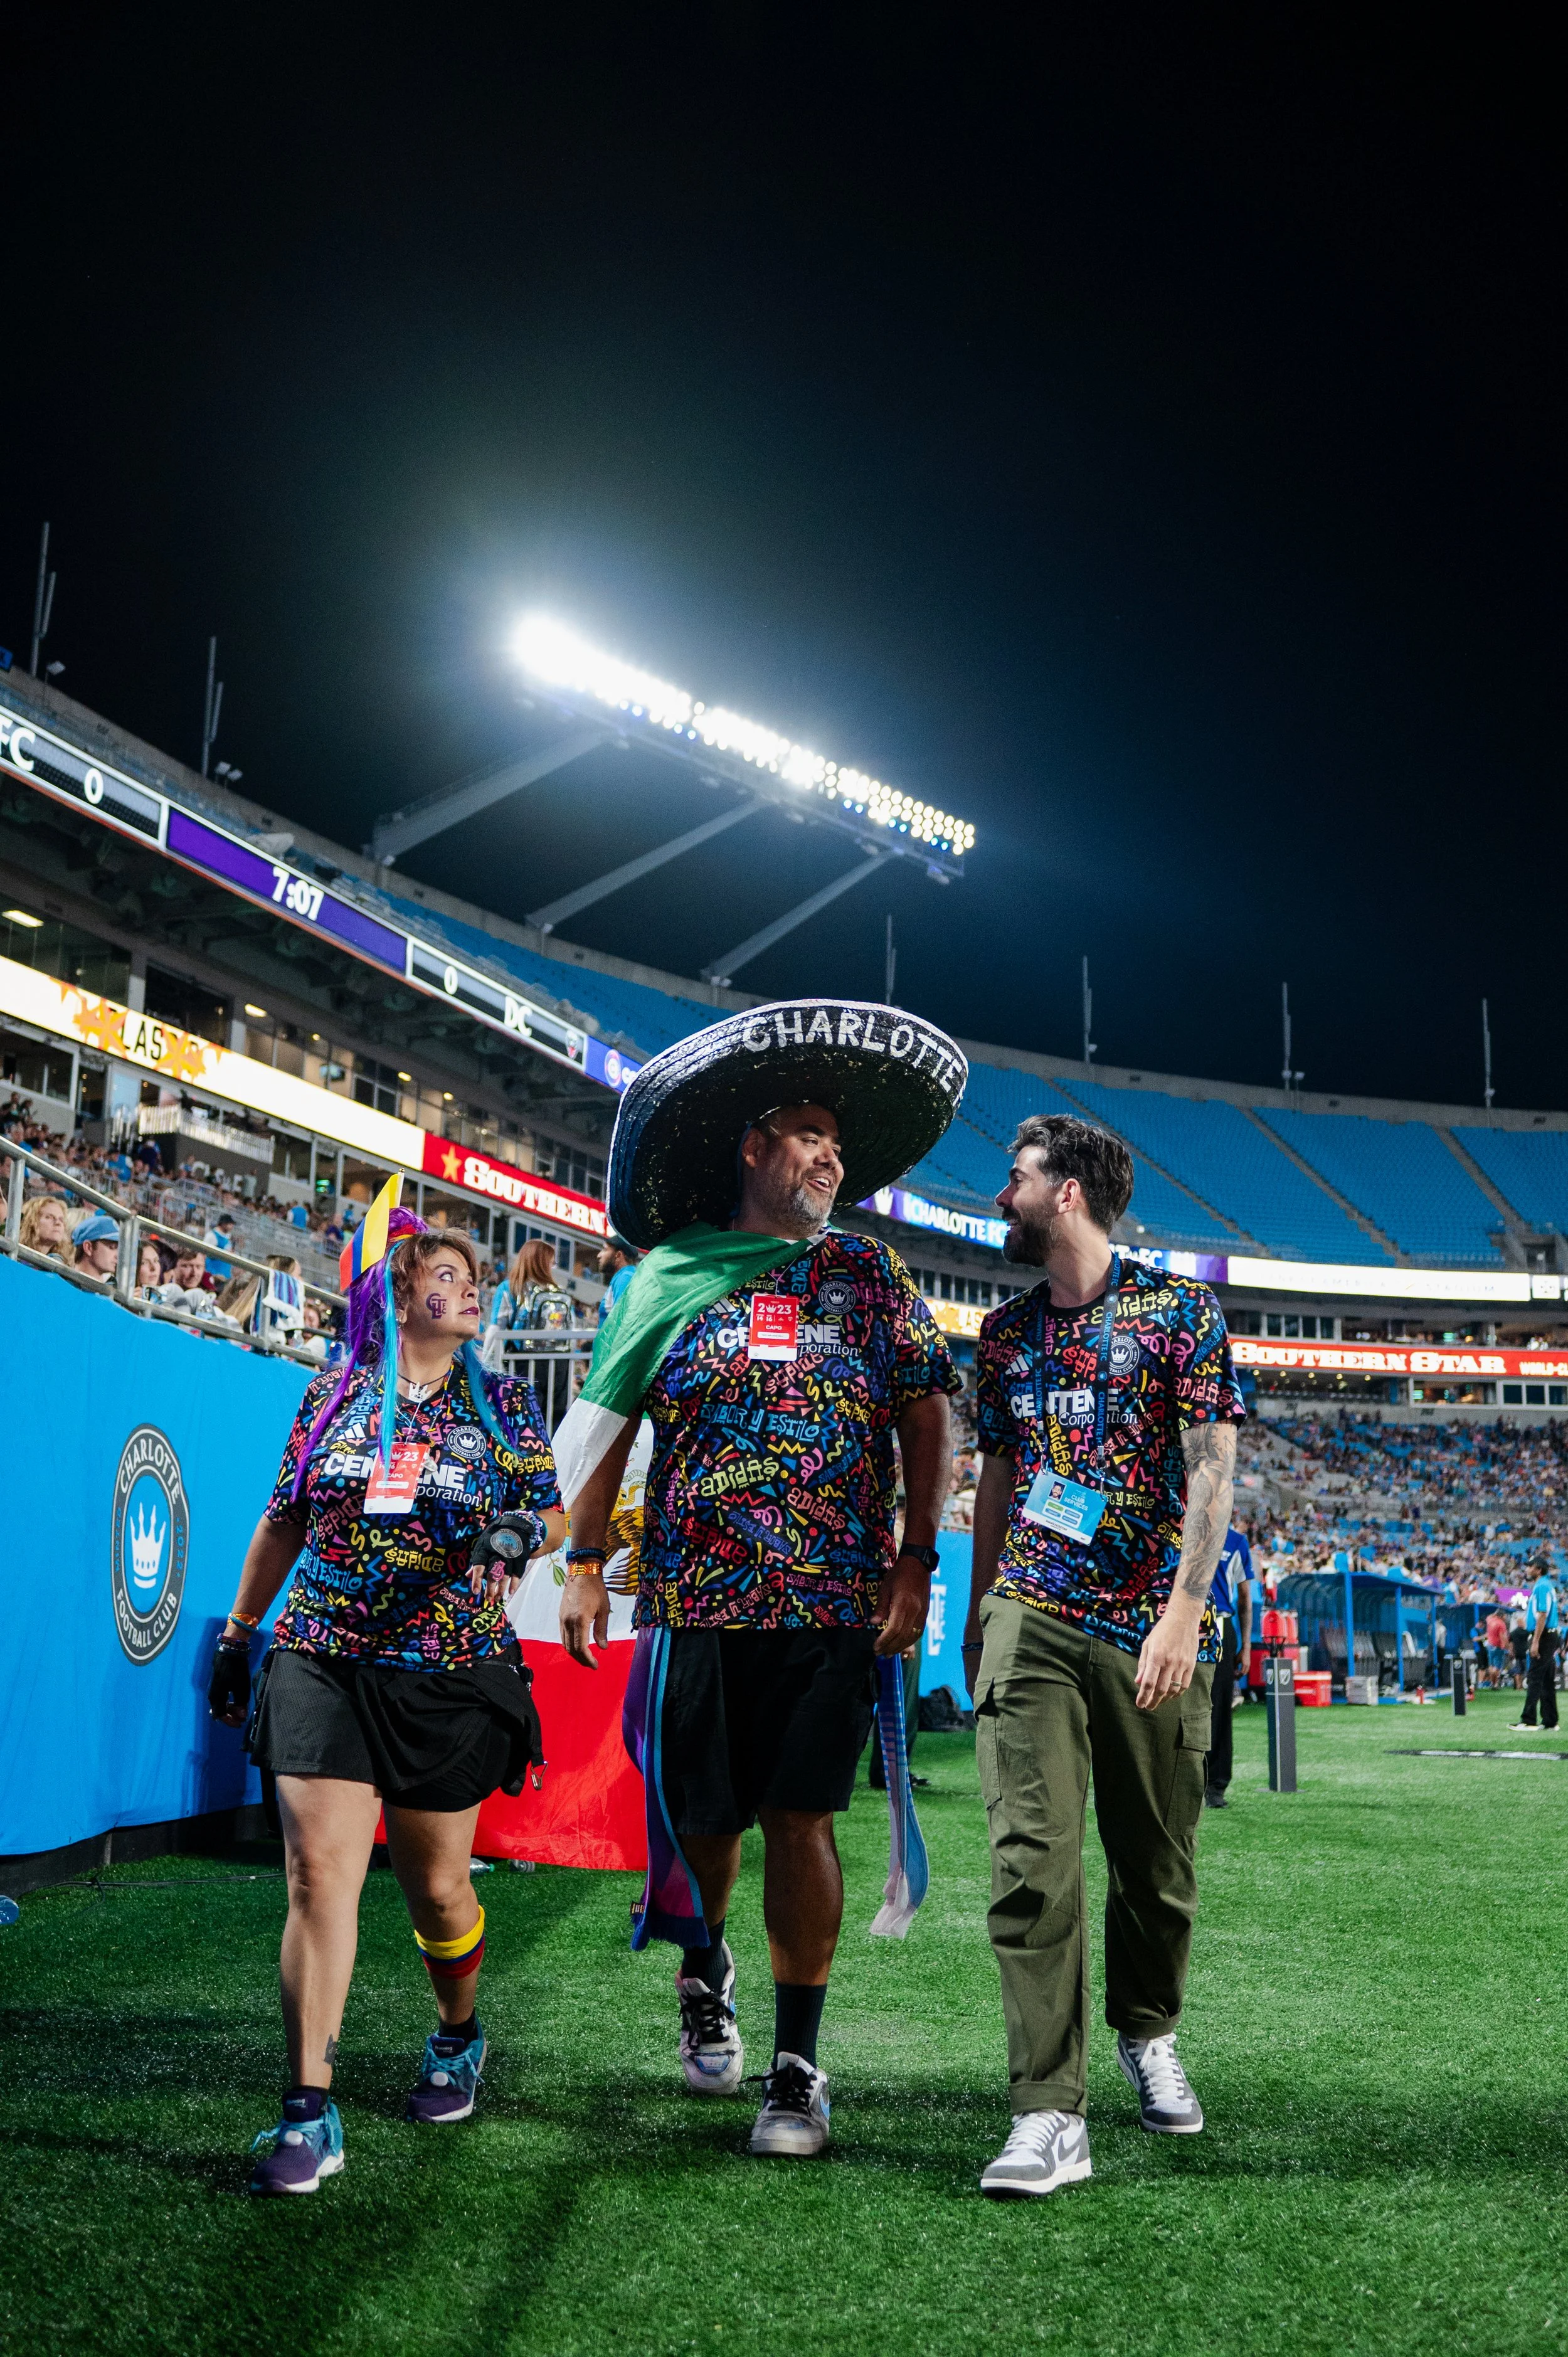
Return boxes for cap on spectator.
[74,1214,120,1246]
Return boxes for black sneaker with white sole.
[1116,2033,1204,2133]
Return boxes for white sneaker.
[748,2052,830,2156]
[675,1944,744,2095]
[979,2109,1091,2198]
[1116,2033,1204,2133]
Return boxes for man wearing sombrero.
[554,998,966,2156]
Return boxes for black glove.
[469,1510,548,1594]
[208,1638,252,1725]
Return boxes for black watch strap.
[897,1542,941,1573]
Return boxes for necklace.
[397,1367,450,1404]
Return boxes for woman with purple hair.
[208,1207,566,2195]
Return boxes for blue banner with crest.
[0,1256,312,1857]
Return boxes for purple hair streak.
[289,1206,430,1502]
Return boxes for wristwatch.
[896,1542,941,1573]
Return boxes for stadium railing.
[1,1135,342,1370]
[488,1330,595,1434]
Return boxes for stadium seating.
[352,861,1521,1269]
[1258,1110,1505,1265]
[1061,1081,1391,1264]
[1453,1126,1568,1237]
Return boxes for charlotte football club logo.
[110,1425,189,1663]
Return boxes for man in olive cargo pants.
[961,1115,1243,2198]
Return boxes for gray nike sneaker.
[1116,2033,1204,2133]
[979,2108,1092,2198]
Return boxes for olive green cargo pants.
[974,1590,1212,2117]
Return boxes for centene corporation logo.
[110,1424,189,1663]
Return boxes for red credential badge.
[748,1294,800,1362]
[363,1441,432,1516]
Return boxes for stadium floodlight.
[509,614,977,861]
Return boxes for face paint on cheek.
[426,1294,447,1320]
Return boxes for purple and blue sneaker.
[250,2099,344,2195]
[406,2022,487,2124]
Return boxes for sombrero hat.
[608,998,968,1251]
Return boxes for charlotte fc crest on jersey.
[110,1424,190,1663]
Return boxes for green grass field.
[4,1689,1566,2356]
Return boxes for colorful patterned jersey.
[637,1231,960,1630]
[975,1260,1245,1660]
[265,1355,561,1669]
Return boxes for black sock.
[773,1982,827,2069]
[282,2085,327,2121]
[433,2012,478,2051]
[679,1915,728,1991]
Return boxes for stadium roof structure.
[4,665,1568,1307]
[366,616,975,987]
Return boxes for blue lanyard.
[1032,1253,1123,1458]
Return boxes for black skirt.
[248,1644,544,1813]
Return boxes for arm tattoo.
[324,2035,339,2065]
[1176,1422,1237,1602]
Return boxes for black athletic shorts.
[655,1625,879,1836]
[247,1645,543,1813]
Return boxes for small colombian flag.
[339,1170,403,1291]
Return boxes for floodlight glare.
[510,614,976,859]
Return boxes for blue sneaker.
[406,2021,487,2124]
[250,2100,344,2195]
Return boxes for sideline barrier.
[924,1532,973,1702]
[0,1255,312,1863]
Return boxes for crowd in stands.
[1,1094,332,1360]
[1235,1410,1568,1618]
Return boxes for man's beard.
[752,1162,837,1234]
[1003,1210,1058,1266]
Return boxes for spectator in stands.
[287,1199,311,1230]
[19,1193,73,1268]
[132,1134,163,1177]
[298,1296,330,1364]
[203,1210,238,1280]
[596,1232,639,1323]
[158,1246,218,1318]
[72,1212,122,1284]
[304,1291,334,1367]
[215,1272,261,1327]
[489,1238,576,1338]
[135,1237,172,1297]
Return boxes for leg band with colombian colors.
[415,1906,485,1981]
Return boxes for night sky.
[3,14,1559,1106]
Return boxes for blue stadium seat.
[1061,1081,1391,1263]
[1259,1110,1505,1266]
[1453,1127,1568,1236]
